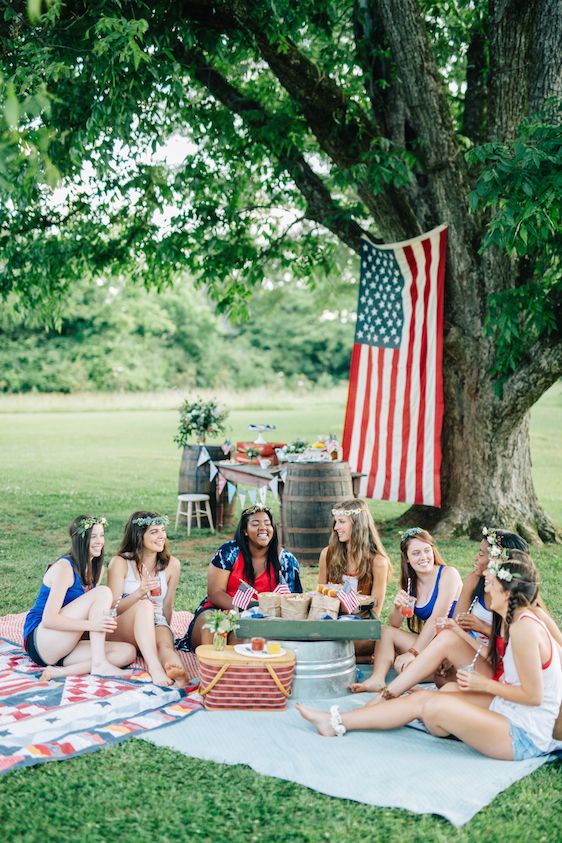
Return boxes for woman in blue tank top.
[24,515,135,680]
[351,527,462,693]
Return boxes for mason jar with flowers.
[202,609,240,651]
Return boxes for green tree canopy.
[1,0,561,538]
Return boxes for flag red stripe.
[367,348,385,497]
[382,348,400,499]
[356,346,374,473]
[342,344,362,456]
[398,245,419,501]
[414,239,431,503]
[433,228,447,506]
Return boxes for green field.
[0,385,560,842]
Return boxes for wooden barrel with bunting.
[280,461,353,566]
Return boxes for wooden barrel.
[281,461,353,566]
[178,445,235,530]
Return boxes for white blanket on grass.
[136,693,557,826]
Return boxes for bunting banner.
[238,491,246,510]
[197,446,211,468]
[342,225,446,507]
[268,477,279,499]
[227,482,237,504]
[248,489,257,505]
[209,462,218,481]
[258,486,267,503]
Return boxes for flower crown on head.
[482,526,504,560]
[243,504,271,516]
[75,516,107,537]
[400,527,423,541]
[486,558,522,582]
[332,507,361,517]
[132,515,169,528]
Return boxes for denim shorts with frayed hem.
[509,722,545,760]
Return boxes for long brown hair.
[64,515,105,588]
[487,550,540,673]
[327,499,390,588]
[117,511,170,574]
[399,528,445,633]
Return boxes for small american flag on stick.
[273,575,290,595]
[232,580,258,610]
[338,580,360,615]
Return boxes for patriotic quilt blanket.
[0,613,203,775]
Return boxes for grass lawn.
[0,385,560,842]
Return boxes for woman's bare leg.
[421,693,513,759]
[297,690,436,736]
[386,631,492,697]
[39,641,136,681]
[35,586,125,676]
[155,626,188,685]
[351,626,418,691]
[110,600,172,685]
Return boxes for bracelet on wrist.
[407,648,419,657]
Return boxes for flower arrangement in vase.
[174,397,229,446]
[202,609,240,650]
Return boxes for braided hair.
[487,550,539,671]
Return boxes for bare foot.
[295,704,337,736]
[165,662,189,687]
[349,677,386,694]
[91,662,128,678]
[149,666,174,687]
[39,667,53,682]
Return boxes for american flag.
[342,225,446,507]
[273,575,290,595]
[232,580,258,610]
[338,580,360,615]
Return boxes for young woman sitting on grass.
[298,551,562,760]
[351,528,462,691]
[107,511,187,687]
[23,516,135,680]
[178,503,302,651]
[318,498,391,661]
[351,527,532,697]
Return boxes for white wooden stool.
[175,493,215,535]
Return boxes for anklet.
[329,705,347,737]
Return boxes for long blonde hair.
[327,499,391,588]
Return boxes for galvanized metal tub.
[278,639,356,700]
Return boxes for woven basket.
[196,645,296,710]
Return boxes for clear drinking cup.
[435,616,448,633]
[400,596,416,618]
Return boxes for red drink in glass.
[401,606,414,618]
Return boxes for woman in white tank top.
[107,511,187,687]
[298,550,562,760]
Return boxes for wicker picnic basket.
[196,645,296,711]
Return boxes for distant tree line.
[0,274,356,393]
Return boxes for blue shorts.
[24,628,65,668]
[509,722,545,761]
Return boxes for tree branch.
[462,23,488,144]
[529,0,562,112]
[173,40,368,253]
[209,0,419,239]
[499,335,562,426]
[488,0,538,141]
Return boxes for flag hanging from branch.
[342,225,447,507]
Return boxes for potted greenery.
[174,397,229,446]
[202,609,240,650]
[175,398,231,524]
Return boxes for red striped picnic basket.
[196,645,296,711]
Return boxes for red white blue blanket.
[0,612,203,775]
